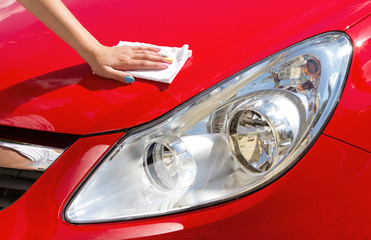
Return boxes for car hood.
[0,0,369,135]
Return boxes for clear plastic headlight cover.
[66,32,352,223]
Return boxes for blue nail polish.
[161,53,169,57]
[124,76,135,83]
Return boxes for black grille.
[0,167,42,210]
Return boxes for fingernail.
[161,53,169,57]
[154,47,161,51]
[124,76,135,83]
[162,63,170,68]
[165,57,174,63]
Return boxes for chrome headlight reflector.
[66,32,352,223]
[227,94,300,173]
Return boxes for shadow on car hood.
[0,0,369,135]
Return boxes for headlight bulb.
[143,137,196,192]
[302,57,321,79]
[227,94,301,173]
[228,109,275,172]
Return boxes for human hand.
[17,0,172,84]
[85,44,172,83]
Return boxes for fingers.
[114,45,172,70]
[128,45,173,61]
[126,59,170,70]
[116,45,172,65]
[130,45,161,52]
[89,44,173,83]
[132,50,161,57]
[130,48,171,63]
[133,52,171,63]
[97,66,136,84]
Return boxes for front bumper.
[1,133,370,239]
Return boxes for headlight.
[65,32,352,223]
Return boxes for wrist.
[77,38,103,64]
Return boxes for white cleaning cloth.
[116,41,192,84]
[0,142,60,163]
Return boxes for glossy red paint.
[0,0,370,135]
[1,0,371,239]
[324,15,371,152]
[1,134,371,239]
[0,132,124,239]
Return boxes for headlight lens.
[227,95,300,173]
[66,32,352,223]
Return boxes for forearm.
[17,0,171,83]
[17,0,100,61]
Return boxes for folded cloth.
[0,142,60,163]
[116,41,192,84]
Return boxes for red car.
[0,0,370,239]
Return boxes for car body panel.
[324,15,371,152]
[1,0,371,239]
[1,135,371,239]
[0,132,124,239]
[0,0,370,135]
